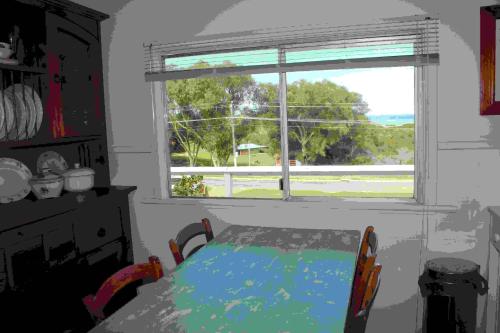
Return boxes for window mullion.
[151,81,171,199]
[279,48,290,199]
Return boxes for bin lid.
[425,257,479,281]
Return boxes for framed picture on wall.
[480,5,500,115]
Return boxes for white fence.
[171,165,413,197]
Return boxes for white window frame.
[149,46,438,206]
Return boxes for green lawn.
[171,150,276,167]
[171,151,213,166]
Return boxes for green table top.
[90,225,360,333]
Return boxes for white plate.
[0,91,14,140]
[37,151,68,175]
[4,85,28,140]
[23,84,43,138]
[10,84,36,138]
[0,158,32,203]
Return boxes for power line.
[168,115,414,127]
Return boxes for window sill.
[141,196,457,213]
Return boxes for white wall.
[74,0,500,331]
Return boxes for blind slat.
[145,54,439,82]
[144,16,439,80]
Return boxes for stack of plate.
[0,91,14,140]
[0,84,43,141]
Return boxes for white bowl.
[0,48,12,59]
[30,177,64,199]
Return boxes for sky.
[252,66,415,116]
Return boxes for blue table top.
[91,225,360,333]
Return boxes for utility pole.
[231,102,237,167]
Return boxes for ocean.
[367,114,414,126]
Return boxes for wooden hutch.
[0,1,135,332]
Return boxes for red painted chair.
[346,226,381,333]
[350,226,378,313]
[169,218,214,266]
[349,263,382,332]
[82,256,164,321]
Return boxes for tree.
[240,82,281,160]
[167,73,226,166]
[219,74,256,166]
[168,107,203,166]
[287,80,367,165]
[323,96,373,164]
[331,120,414,165]
[367,123,414,164]
[167,62,257,167]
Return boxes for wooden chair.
[82,256,164,321]
[169,218,214,266]
[347,263,382,332]
[346,226,381,333]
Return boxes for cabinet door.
[46,12,104,138]
[5,235,46,291]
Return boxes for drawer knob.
[17,231,23,237]
[97,228,106,238]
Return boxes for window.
[285,67,415,198]
[146,17,438,201]
[167,73,281,199]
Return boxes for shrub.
[173,175,208,197]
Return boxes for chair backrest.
[346,264,382,333]
[359,226,378,258]
[82,256,164,321]
[360,264,382,315]
[169,218,214,266]
[350,226,378,314]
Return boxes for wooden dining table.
[88,225,361,333]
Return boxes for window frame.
[150,47,438,205]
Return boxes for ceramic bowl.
[63,163,95,192]
[29,172,64,199]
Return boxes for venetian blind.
[144,16,439,82]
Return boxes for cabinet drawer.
[0,222,46,247]
[74,207,123,253]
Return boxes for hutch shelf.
[0,1,135,332]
